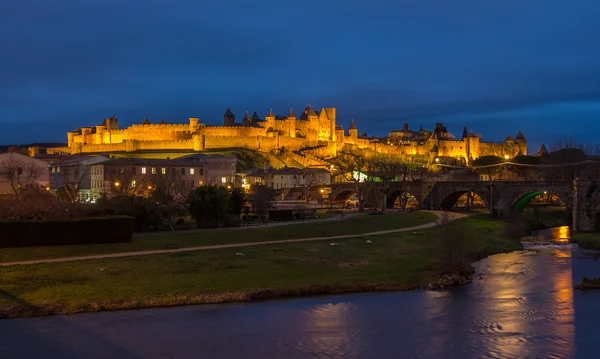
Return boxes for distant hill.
[0,143,67,153]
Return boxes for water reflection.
[302,302,360,359]
[470,247,575,358]
[531,226,571,244]
[3,246,600,359]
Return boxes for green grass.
[571,232,600,249]
[0,215,522,318]
[521,206,570,228]
[0,212,437,264]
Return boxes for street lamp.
[435,157,440,163]
[114,182,120,187]
[504,155,509,160]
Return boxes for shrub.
[222,213,242,228]
[0,216,135,248]
[268,209,294,221]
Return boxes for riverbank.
[571,233,600,250]
[0,214,522,318]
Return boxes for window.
[57,167,60,173]
[52,167,55,173]
[221,177,227,184]
[171,168,176,175]
[131,180,136,187]
[181,168,185,175]
[199,167,204,175]
[142,167,147,174]
[199,180,204,186]
[132,167,136,174]
[190,180,194,187]
[161,168,166,175]
[190,168,195,175]
[152,168,156,174]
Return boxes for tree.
[0,157,45,197]
[542,148,587,180]
[549,138,600,156]
[365,154,405,212]
[187,185,231,228]
[59,164,90,202]
[328,149,369,211]
[471,155,504,179]
[249,183,275,217]
[294,168,328,204]
[229,187,246,216]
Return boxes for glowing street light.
[114,182,120,187]
[435,157,440,163]
[504,155,509,160]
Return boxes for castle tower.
[287,108,296,138]
[224,108,235,126]
[325,108,336,141]
[504,135,515,157]
[189,117,199,132]
[242,111,251,126]
[462,126,469,140]
[349,119,358,139]
[301,104,318,125]
[515,130,527,156]
[265,108,275,129]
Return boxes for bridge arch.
[387,190,419,209]
[510,188,572,213]
[439,190,489,211]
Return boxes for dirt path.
[0,211,467,267]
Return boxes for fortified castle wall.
[45,106,526,164]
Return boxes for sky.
[2,0,600,152]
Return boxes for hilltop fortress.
[45,105,526,164]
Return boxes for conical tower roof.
[505,135,514,142]
[224,107,234,116]
[267,108,275,117]
[288,108,296,118]
[516,130,525,140]
[349,119,357,130]
[242,111,251,121]
[536,143,549,156]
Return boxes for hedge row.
[0,216,135,248]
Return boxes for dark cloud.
[1,0,600,149]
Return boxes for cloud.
[1,0,600,145]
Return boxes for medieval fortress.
[45,105,526,164]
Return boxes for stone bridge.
[328,180,600,232]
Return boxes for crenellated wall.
[51,108,524,165]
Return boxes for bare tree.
[294,168,328,204]
[365,154,406,212]
[0,157,45,197]
[328,149,369,211]
[59,164,91,202]
[549,138,600,156]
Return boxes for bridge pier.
[572,179,595,233]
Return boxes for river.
[1,231,600,358]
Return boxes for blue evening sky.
[2,0,600,152]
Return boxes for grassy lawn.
[0,211,437,264]
[0,215,522,318]
[571,232,600,249]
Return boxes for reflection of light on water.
[469,248,575,358]
[530,226,571,244]
[303,302,359,358]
